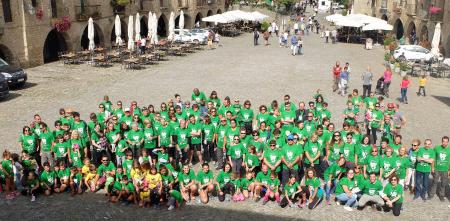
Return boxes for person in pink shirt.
[400,76,410,104]
[383,67,393,97]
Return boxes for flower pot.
[400,70,407,77]
[389,63,395,70]
[394,67,400,73]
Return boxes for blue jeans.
[325,179,338,201]
[401,88,408,102]
[336,193,358,207]
[415,171,429,199]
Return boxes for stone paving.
[1,9,450,221]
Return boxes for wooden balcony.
[75,5,101,21]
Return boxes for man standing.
[332,62,341,92]
[429,136,449,201]
[362,67,373,98]
[294,22,299,35]
[253,29,259,46]
[291,35,298,56]
[325,28,330,43]
[331,29,337,44]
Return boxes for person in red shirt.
[400,76,410,104]
[332,61,341,92]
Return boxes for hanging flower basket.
[36,8,44,20]
[429,6,442,14]
[52,16,72,33]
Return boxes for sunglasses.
[372,150,378,152]
[99,106,105,108]
[391,179,397,181]
[270,144,276,146]
[308,116,313,117]
[101,160,108,162]
[412,144,418,146]
[334,134,340,137]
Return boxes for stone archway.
[381,14,388,21]
[194,12,203,28]
[43,29,68,63]
[206,10,213,27]
[175,13,192,29]
[394,19,404,39]
[157,14,168,37]
[140,15,149,38]
[81,22,104,50]
[406,22,416,44]
[110,20,127,43]
[0,44,14,64]
[217,9,222,14]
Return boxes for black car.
[0,58,27,88]
[0,74,10,99]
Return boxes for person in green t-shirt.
[69,166,83,196]
[368,103,383,144]
[217,163,235,202]
[110,175,137,204]
[335,168,358,211]
[23,171,40,202]
[40,162,56,196]
[380,147,399,186]
[279,175,303,208]
[324,157,347,203]
[127,123,144,156]
[18,126,37,155]
[263,140,282,173]
[304,168,324,209]
[197,163,217,204]
[202,116,216,163]
[364,145,381,179]
[215,118,229,170]
[254,164,271,200]
[188,115,203,164]
[382,175,404,216]
[178,165,198,202]
[414,139,435,200]
[429,136,449,200]
[175,120,189,164]
[357,173,384,209]
[281,135,302,185]
[191,88,206,105]
[244,146,260,172]
[303,133,321,170]
[227,135,247,177]
[261,172,281,205]
[39,123,55,167]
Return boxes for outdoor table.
[122,58,141,69]
[61,53,78,65]
[140,54,156,65]
[92,55,109,67]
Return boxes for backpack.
[98,136,109,151]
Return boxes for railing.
[406,4,417,16]
[178,0,189,8]
[429,0,445,21]
[75,5,101,21]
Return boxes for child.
[22,171,39,202]
[81,158,91,176]
[70,166,83,196]
[231,173,244,202]
[110,175,136,204]
[146,166,162,209]
[21,151,38,175]
[40,162,56,196]
[56,162,70,193]
[167,189,184,211]
[416,75,427,96]
[139,149,151,165]
[240,171,255,199]
[139,181,151,207]
[1,150,17,199]
[160,165,175,201]
[122,151,134,177]
[84,164,97,192]
[53,135,69,165]
[262,171,280,205]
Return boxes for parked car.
[0,58,27,88]
[174,29,207,44]
[393,45,435,62]
[190,29,211,39]
[0,74,10,99]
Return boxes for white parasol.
[152,13,158,44]
[179,10,185,35]
[127,15,134,50]
[88,17,95,50]
[135,13,141,41]
[114,15,123,46]
[430,22,441,57]
[168,12,175,41]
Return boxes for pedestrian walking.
[291,35,298,56]
[253,29,259,46]
[263,30,270,46]
[416,75,427,96]
[332,62,341,92]
[325,29,330,43]
[383,67,392,97]
[331,29,337,44]
[339,67,349,96]
[362,67,373,98]
[400,76,410,104]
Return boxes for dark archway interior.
[381,14,388,21]
[206,10,213,26]
[175,16,180,29]
[43,29,67,63]
[217,9,222,14]
[140,17,148,38]
[157,16,167,37]
[110,22,127,43]
[407,22,416,44]
[395,19,404,39]
[81,24,102,50]
[0,45,13,64]
[421,26,429,41]
[195,13,202,26]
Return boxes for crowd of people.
[1,87,448,216]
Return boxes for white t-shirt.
[140,38,146,47]
[294,23,299,30]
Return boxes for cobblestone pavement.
[1,10,450,221]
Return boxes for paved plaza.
[1,14,450,220]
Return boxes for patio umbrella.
[325,14,343,23]
[114,15,123,46]
[362,21,393,31]
[148,12,153,39]
[135,13,141,41]
[179,10,185,35]
[152,13,158,44]
[430,22,441,57]
[88,17,95,50]
[202,14,231,23]
[251,11,268,21]
[127,15,134,50]
[168,12,175,41]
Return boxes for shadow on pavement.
[0,92,21,102]
[10,82,38,91]
[432,95,450,107]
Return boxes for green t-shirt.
[268,178,280,190]
[324,163,346,181]
[40,170,56,186]
[383,183,404,203]
[39,131,54,152]
[1,159,13,175]
[408,148,419,168]
[370,110,383,129]
[282,143,303,170]
[112,181,135,193]
[263,148,282,172]
[175,128,189,149]
[197,170,214,185]
[127,130,144,145]
[434,145,450,172]
[143,127,156,149]
[342,143,356,163]
[335,177,357,194]
[202,124,215,142]
[178,170,196,186]
[362,179,383,196]
[240,108,254,123]
[216,125,229,148]
[158,125,172,147]
[161,173,175,187]
[416,147,435,173]
[191,91,206,104]
[381,156,398,177]
[116,139,128,157]
[70,151,83,168]
[58,168,70,179]
[304,141,321,164]
[364,155,381,174]
[329,143,343,162]
[256,113,270,126]
[19,134,37,154]
[216,171,232,188]
[187,122,202,145]
[244,153,260,168]
[225,127,240,148]
[72,172,83,184]
[256,171,271,186]
[97,162,116,176]
[284,182,300,198]
[305,177,321,190]
[227,143,246,159]
[395,156,410,179]
[356,144,371,165]
[53,142,69,158]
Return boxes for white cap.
[124,107,130,112]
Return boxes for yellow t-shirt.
[85,172,96,182]
[131,168,145,181]
[81,165,90,175]
[419,78,427,86]
[146,173,162,189]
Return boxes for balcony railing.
[75,5,101,21]
[177,0,189,8]
[196,0,207,6]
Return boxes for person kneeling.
[358,173,384,210]
[110,175,137,205]
[382,175,403,216]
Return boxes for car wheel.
[16,82,26,88]
[193,39,199,44]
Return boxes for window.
[51,0,57,18]
[2,0,12,22]
[31,0,37,7]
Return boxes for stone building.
[353,0,449,56]
[0,0,226,67]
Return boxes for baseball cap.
[124,108,130,112]
[287,134,294,140]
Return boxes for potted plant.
[384,52,391,66]
[110,0,129,13]
[52,16,72,33]
[399,61,410,77]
